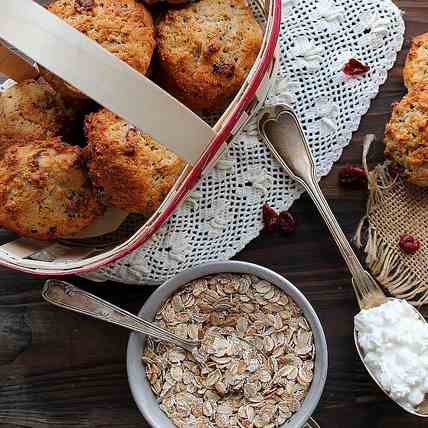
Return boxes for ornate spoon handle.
[258,105,386,309]
[42,279,198,352]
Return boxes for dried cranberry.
[388,162,404,179]
[342,58,370,77]
[278,211,296,235]
[66,199,78,216]
[213,63,235,78]
[262,204,278,232]
[205,43,220,57]
[74,0,93,12]
[338,164,368,187]
[399,234,421,254]
[123,141,138,156]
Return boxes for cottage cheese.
[355,299,428,410]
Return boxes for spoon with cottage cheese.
[258,104,428,417]
[355,299,428,416]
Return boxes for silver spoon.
[258,104,428,417]
[42,280,269,366]
[42,279,199,353]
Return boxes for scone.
[84,108,186,216]
[0,79,71,152]
[42,0,155,100]
[0,137,104,240]
[384,82,428,186]
[156,0,263,111]
[403,33,428,89]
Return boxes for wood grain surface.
[0,1,427,427]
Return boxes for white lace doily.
[83,0,405,285]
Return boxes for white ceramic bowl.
[127,261,328,428]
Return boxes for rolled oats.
[142,273,315,428]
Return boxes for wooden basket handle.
[0,41,39,83]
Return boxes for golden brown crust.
[0,79,72,152]
[403,33,428,89]
[42,0,155,100]
[156,0,263,111]
[84,108,186,215]
[0,137,105,240]
[384,82,428,187]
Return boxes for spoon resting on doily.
[257,104,428,417]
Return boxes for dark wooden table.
[0,2,427,427]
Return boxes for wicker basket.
[0,0,281,276]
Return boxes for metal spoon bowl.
[354,298,428,416]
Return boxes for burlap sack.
[355,137,428,306]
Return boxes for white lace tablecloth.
[83,0,405,285]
